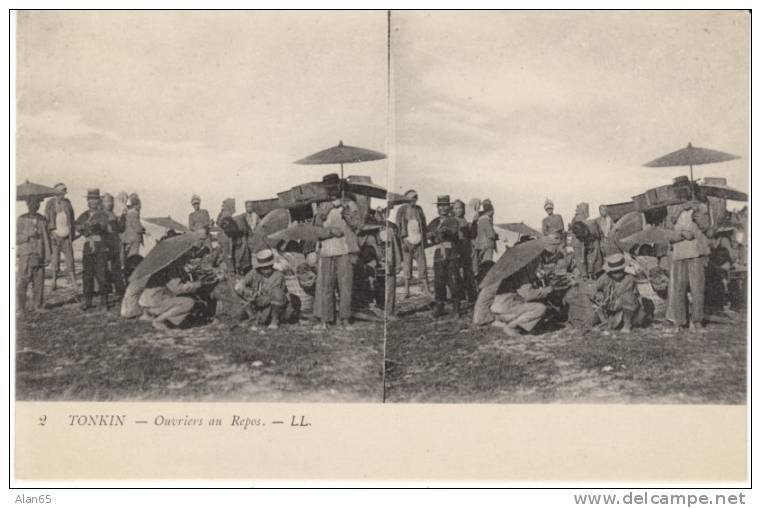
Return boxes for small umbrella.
[495,222,542,239]
[479,236,551,289]
[267,224,335,244]
[16,180,61,201]
[129,231,206,284]
[611,211,644,240]
[295,140,386,196]
[643,142,740,198]
[618,227,674,251]
[386,192,414,208]
[345,176,387,199]
[249,208,291,252]
[142,216,189,233]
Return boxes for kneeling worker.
[592,253,646,334]
[473,263,553,337]
[235,249,298,331]
[139,255,205,330]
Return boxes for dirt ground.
[384,283,747,404]
[15,274,746,404]
[15,280,384,402]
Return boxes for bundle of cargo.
[632,176,693,211]
[695,176,748,201]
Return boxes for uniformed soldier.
[188,194,211,232]
[16,196,51,317]
[542,199,565,237]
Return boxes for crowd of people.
[16,174,746,338]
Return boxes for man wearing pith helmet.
[188,194,211,233]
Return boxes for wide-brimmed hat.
[191,194,201,204]
[544,198,554,210]
[434,195,451,206]
[254,249,276,268]
[405,189,419,199]
[603,253,626,272]
[54,183,67,192]
[85,188,101,200]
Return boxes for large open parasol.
[479,236,552,289]
[128,231,206,284]
[295,140,386,196]
[16,180,61,201]
[644,142,740,198]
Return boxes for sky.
[15,11,389,221]
[15,11,749,231]
[390,10,749,228]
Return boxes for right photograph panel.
[384,10,748,403]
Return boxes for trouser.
[433,257,463,302]
[458,250,477,302]
[572,237,586,277]
[475,247,495,274]
[50,235,76,278]
[495,302,546,332]
[106,243,125,295]
[402,241,427,283]
[314,254,354,322]
[123,240,141,258]
[144,296,195,326]
[82,246,109,299]
[669,257,706,326]
[17,254,44,312]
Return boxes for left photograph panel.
[14,10,389,402]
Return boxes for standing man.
[188,194,211,232]
[452,199,477,303]
[121,193,145,258]
[75,189,111,311]
[667,203,713,332]
[313,181,362,330]
[595,204,616,255]
[218,216,252,276]
[395,189,431,298]
[542,199,565,238]
[474,199,498,270]
[242,200,261,233]
[101,193,125,297]
[44,182,77,291]
[17,196,51,317]
[427,195,464,318]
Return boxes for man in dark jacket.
[427,195,463,318]
[44,182,77,291]
[75,189,111,310]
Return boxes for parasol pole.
[341,162,345,199]
[689,163,695,199]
